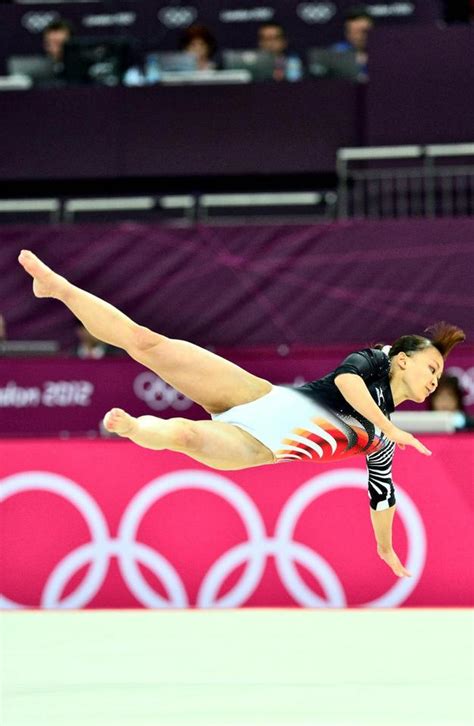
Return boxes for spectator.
[75,324,108,359]
[428,375,474,431]
[178,24,218,71]
[257,22,302,81]
[38,19,74,86]
[332,6,374,81]
[7,17,73,87]
[43,19,73,66]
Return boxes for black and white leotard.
[212,348,397,512]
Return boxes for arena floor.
[1,609,473,726]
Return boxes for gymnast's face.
[394,346,444,403]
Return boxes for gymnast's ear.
[392,352,408,370]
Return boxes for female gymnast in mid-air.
[19,250,465,579]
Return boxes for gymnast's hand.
[383,423,432,456]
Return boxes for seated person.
[331,6,374,81]
[428,374,474,431]
[7,19,73,88]
[178,24,218,71]
[257,22,302,81]
[74,324,123,358]
[44,19,73,67]
[75,324,108,359]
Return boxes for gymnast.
[19,250,465,578]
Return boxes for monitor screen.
[146,52,197,74]
[222,50,275,81]
[307,48,359,81]
[63,37,131,86]
[7,56,54,83]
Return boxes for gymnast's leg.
[103,408,274,470]
[18,250,271,414]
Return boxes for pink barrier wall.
[1,437,473,609]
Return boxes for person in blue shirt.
[332,6,374,81]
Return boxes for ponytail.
[424,321,466,358]
[386,322,465,361]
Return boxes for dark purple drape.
[2,218,473,349]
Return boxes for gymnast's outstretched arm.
[335,373,431,455]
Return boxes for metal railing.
[2,143,474,225]
[0,192,336,225]
[0,199,60,224]
[337,142,474,219]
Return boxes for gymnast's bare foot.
[18,249,68,299]
[377,544,412,578]
[103,408,136,437]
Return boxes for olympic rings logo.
[22,12,59,34]
[1,469,426,609]
[133,372,192,411]
[296,2,337,24]
[158,7,197,29]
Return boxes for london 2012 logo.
[1,469,426,609]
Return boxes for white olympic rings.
[1,468,426,609]
[158,7,197,29]
[133,372,192,411]
[297,3,337,24]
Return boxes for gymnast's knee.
[165,418,202,452]
[130,325,165,355]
